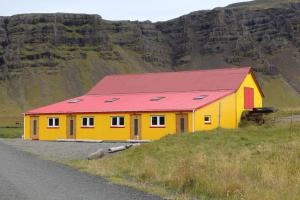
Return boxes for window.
[150,96,165,101]
[111,116,125,127]
[68,99,81,103]
[204,115,211,124]
[82,117,94,127]
[151,116,165,127]
[105,98,120,103]
[48,117,59,127]
[193,95,207,100]
[33,119,37,135]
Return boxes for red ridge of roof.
[87,67,252,95]
[25,90,234,115]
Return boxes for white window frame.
[204,115,211,124]
[48,117,59,127]
[151,116,165,127]
[111,116,125,127]
[81,117,94,127]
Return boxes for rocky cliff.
[0,0,300,123]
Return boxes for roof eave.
[194,91,235,111]
[24,109,195,115]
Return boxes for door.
[30,117,39,140]
[131,115,141,140]
[244,87,254,109]
[176,114,188,134]
[67,116,76,139]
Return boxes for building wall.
[140,112,176,140]
[236,73,263,125]
[24,112,188,141]
[24,94,236,141]
[24,115,30,139]
[75,113,131,140]
[24,115,67,140]
[75,113,184,140]
[194,93,237,131]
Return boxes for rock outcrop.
[0,1,300,120]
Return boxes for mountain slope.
[227,0,300,9]
[0,0,300,125]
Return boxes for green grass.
[67,123,300,200]
[260,75,300,108]
[0,116,23,127]
[0,127,23,138]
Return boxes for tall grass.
[69,123,300,200]
[0,127,23,138]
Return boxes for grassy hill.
[68,121,300,199]
[0,49,167,126]
[260,75,300,108]
[0,0,300,126]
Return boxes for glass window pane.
[119,117,124,126]
[159,116,165,125]
[112,117,118,126]
[55,118,59,126]
[204,116,211,123]
[82,118,87,126]
[49,118,53,126]
[152,116,157,126]
[89,118,94,126]
[33,120,37,135]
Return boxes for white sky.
[1,0,251,22]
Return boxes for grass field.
[0,116,23,127]
[0,128,23,138]
[261,75,300,109]
[68,122,300,200]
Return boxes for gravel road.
[0,139,129,160]
[0,140,161,200]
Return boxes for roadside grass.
[275,107,300,116]
[67,122,300,200]
[0,127,23,138]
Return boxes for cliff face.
[156,3,300,89]
[0,1,300,121]
[0,13,172,79]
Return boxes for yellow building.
[24,67,263,141]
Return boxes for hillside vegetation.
[0,127,23,138]
[69,122,300,200]
[0,0,300,125]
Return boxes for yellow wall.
[140,113,176,140]
[24,112,190,141]
[24,115,30,140]
[75,114,131,140]
[194,93,237,131]
[236,72,263,125]
[24,115,67,140]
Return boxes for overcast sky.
[1,0,251,22]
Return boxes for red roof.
[87,67,252,95]
[26,67,263,114]
[26,90,234,114]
